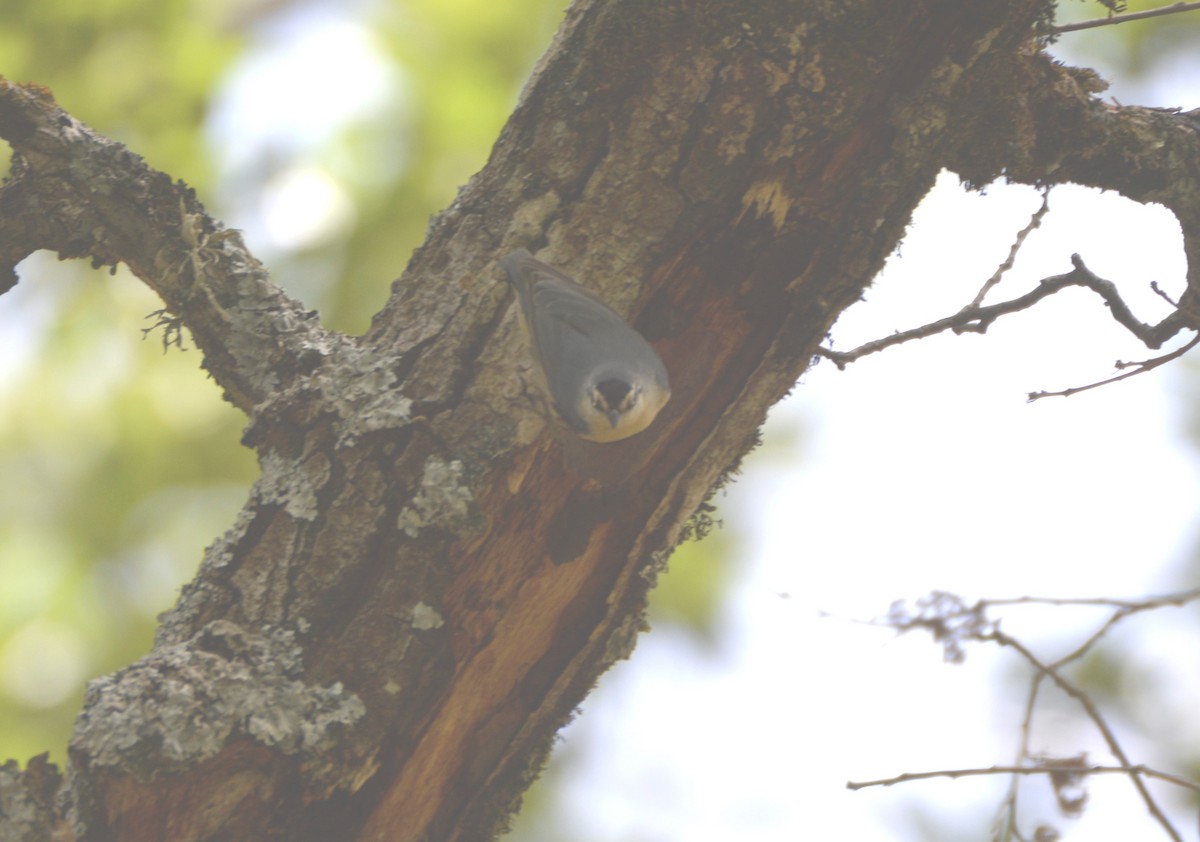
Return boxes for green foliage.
[319,0,566,332]
[0,0,241,183]
[651,522,735,646]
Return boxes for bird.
[500,248,671,443]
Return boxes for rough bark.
[2,1,1198,840]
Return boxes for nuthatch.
[501,249,670,443]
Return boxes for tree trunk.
[2,1,1198,839]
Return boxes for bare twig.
[848,762,1200,793]
[966,188,1051,310]
[1027,333,1200,401]
[1052,1,1200,34]
[993,670,1045,841]
[818,254,1194,370]
[1151,281,1180,309]
[989,630,1184,842]
[985,591,1200,669]
[979,589,1200,612]
[867,589,1200,840]
[881,589,1200,661]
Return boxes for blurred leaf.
[651,520,736,646]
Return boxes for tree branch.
[981,587,1200,613]
[0,77,323,412]
[965,186,1051,310]
[818,253,1194,369]
[870,590,1200,840]
[1052,1,1200,34]
[953,53,1200,333]
[1027,332,1200,400]
[848,761,1200,793]
[991,630,1184,842]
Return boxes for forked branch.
[857,589,1200,841]
[818,253,1198,398]
[1052,1,1200,35]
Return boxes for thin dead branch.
[990,629,1183,842]
[1027,333,1200,401]
[847,761,1200,794]
[858,589,1200,841]
[965,187,1052,311]
[819,252,1198,400]
[819,254,1191,368]
[1052,1,1200,34]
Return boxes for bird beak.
[607,409,621,429]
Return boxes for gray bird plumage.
[501,249,670,442]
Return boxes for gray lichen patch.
[316,349,413,446]
[397,457,474,538]
[71,620,364,779]
[254,450,330,521]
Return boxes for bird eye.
[593,379,636,414]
